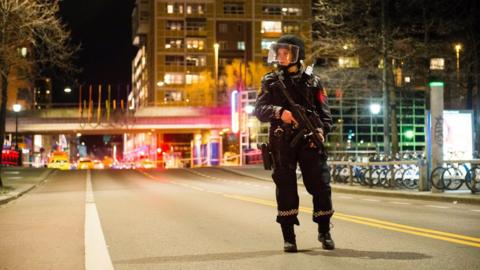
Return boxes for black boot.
[318,232,335,250]
[281,224,297,253]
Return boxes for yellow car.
[77,158,94,170]
[47,155,71,170]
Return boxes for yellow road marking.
[225,194,480,248]
[139,171,480,248]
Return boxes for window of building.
[338,57,360,68]
[165,38,183,49]
[186,55,206,66]
[164,73,184,84]
[166,20,183,31]
[281,7,302,16]
[237,41,245,50]
[185,4,205,14]
[219,23,228,33]
[261,38,276,50]
[167,3,184,14]
[262,5,282,15]
[218,41,228,50]
[165,91,182,101]
[224,3,244,14]
[165,55,184,65]
[186,19,207,31]
[186,73,200,84]
[430,58,445,70]
[282,22,300,33]
[261,21,282,33]
[186,38,205,50]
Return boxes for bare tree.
[312,0,463,156]
[0,0,78,187]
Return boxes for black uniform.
[254,69,334,233]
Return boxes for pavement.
[1,165,479,205]
[219,164,480,205]
[0,167,54,205]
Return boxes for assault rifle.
[275,69,325,154]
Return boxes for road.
[0,168,479,270]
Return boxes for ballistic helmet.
[267,35,305,66]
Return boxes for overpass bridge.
[5,106,231,134]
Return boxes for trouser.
[270,133,334,233]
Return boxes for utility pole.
[381,0,390,155]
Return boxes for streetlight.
[454,43,462,83]
[64,87,72,93]
[12,104,21,151]
[370,103,381,152]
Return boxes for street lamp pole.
[454,44,462,82]
[12,104,21,151]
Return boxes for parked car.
[93,160,105,169]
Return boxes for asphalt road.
[0,168,479,270]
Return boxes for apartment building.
[131,0,312,109]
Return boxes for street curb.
[0,169,56,206]
[217,167,480,205]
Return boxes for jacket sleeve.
[312,77,333,135]
[254,74,283,122]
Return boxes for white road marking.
[426,205,450,209]
[471,209,480,213]
[85,170,114,270]
[6,176,22,180]
[362,199,381,202]
[389,201,410,205]
[339,196,353,199]
[4,171,20,174]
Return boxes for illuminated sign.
[443,111,473,160]
[231,90,239,133]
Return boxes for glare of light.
[46,90,51,95]
[81,142,85,146]
[454,43,462,52]
[369,103,381,115]
[429,81,444,87]
[157,81,165,87]
[64,87,72,93]
[343,45,348,50]
[20,47,27,57]
[12,104,21,112]
[245,105,254,114]
[76,133,82,137]
[404,76,411,83]
[404,130,414,139]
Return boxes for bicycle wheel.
[402,168,419,189]
[430,166,446,190]
[441,167,464,190]
[465,166,480,193]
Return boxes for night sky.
[56,0,136,103]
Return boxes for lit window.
[187,5,192,14]
[237,41,245,50]
[282,7,302,16]
[338,57,360,68]
[262,6,282,15]
[166,20,183,31]
[186,38,205,50]
[167,4,174,14]
[430,58,445,70]
[283,22,300,33]
[186,55,206,66]
[186,74,200,84]
[164,73,184,84]
[165,91,182,101]
[261,38,276,50]
[261,21,282,33]
[165,38,183,49]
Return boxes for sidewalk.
[220,165,480,205]
[0,167,54,205]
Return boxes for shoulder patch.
[316,88,327,103]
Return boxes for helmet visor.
[267,43,300,65]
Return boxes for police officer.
[254,35,334,252]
